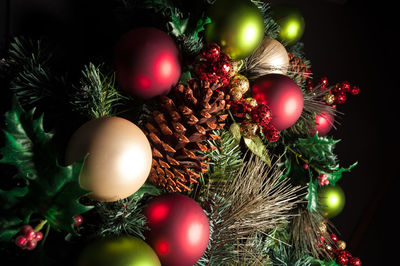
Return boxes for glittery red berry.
[335,92,347,104]
[350,85,360,95]
[337,254,349,265]
[341,81,351,92]
[73,215,83,227]
[202,43,220,62]
[330,233,338,242]
[263,124,279,142]
[350,257,362,266]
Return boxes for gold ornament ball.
[243,97,258,108]
[240,121,259,139]
[229,74,250,94]
[229,59,243,77]
[205,0,264,59]
[229,87,243,101]
[324,93,335,105]
[336,240,347,250]
[65,117,152,202]
[245,38,289,80]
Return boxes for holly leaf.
[191,14,211,40]
[293,133,339,165]
[179,71,192,86]
[229,123,242,142]
[305,179,319,213]
[325,162,358,186]
[243,136,271,167]
[0,97,93,240]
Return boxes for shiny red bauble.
[251,74,304,131]
[312,112,334,136]
[144,193,210,266]
[114,27,181,99]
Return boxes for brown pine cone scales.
[144,79,230,192]
[288,52,311,80]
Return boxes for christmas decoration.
[205,0,264,59]
[145,79,229,192]
[243,37,290,81]
[144,193,210,266]
[114,27,181,99]
[77,236,161,266]
[251,73,304,131]
[194,44,232,87]
[312,112,334,136]
[0,1,362,265]
[318,185,346,218]
[271,4,305,46]
[65,117,152,202]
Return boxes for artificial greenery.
[0,98,92,241]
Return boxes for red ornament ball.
[251,74,304,131]
[312,112,334,136]
[144,193,210,266]
[114,27,181,99]
[74,214,84,227]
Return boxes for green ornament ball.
[205,0,264,59]
[76,236,161,266]
[271,4,305,46]
[318,185,345,219]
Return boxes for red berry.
[330,233,338,242]
[25,230,36,241]
[20,225,33,236]
[15,236,27,247]
[350,257,362,266]
[35,231,43,241]
[350,85,360,95]
[337,254,349,265]
[303,164,309,170]
[25,239,37,251]
[73,215,83,227]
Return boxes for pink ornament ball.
[114,27,181,99]
[312,112,334,136]
[251,74,304,131]
[144,193,210,266]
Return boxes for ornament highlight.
[144,193,210,266]
[114,27,181,99]
[77,236,161,266]
[205,0,264,59]
[318,185,345,218]
[312,112,334,136]
[251,74,304,131]
[65,117,152,202]
[271,4,305,46]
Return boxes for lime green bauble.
[77,236,161,266]
[318,185,345,219]
[205,0,264,59]
[271,4,305,46]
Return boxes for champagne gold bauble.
[65,117,152,202]
[205,0,264,59]
[336,240,347,250]
[77,236,161,266]
[323,93,335,105]
[243,97,258,107]
[240,121,259,139]
[229,59,243,77]
[229,74,250,94]
[229,88,243,101]
[244,38,289,81]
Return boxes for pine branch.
[198,155,304,265]
[70,63,129,119]
[251,0,281,38]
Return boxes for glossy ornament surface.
[205,0,264,59]
[271,4,305,46]
[65,117,152,202]
[318,185,345,218]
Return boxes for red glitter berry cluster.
[194,43,232,87]
[319,233,362,266]
[14,225,43,251]
[231,100,279,142]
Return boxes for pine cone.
[288,52,311,80]
[144,79,230,192]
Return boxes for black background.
[1,0,398,264]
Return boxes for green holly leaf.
[169,8,189,37]
[229,123,242,142]
[243,136,271,167]
[305,179,319,213]
[293,133,340,164]
[191,14,211,40]
[179,71,192,86]
[0,97,93,240]
[325,161,358,186]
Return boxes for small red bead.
[25,230,36,241]
[330,233,338,242]
[337,254,349,265]
[20,225,33,236]
[350,85,360,95]
[350,257,362,266]
[303,164,309,170]
[73,215,83,227]
[15,236,27,247]
[341,81,351,92]
[335,92,347,104]
[25,239,37,251]
[35,231,43,241]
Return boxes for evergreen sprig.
[71,63,128,119]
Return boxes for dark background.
[1,0,398,264]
